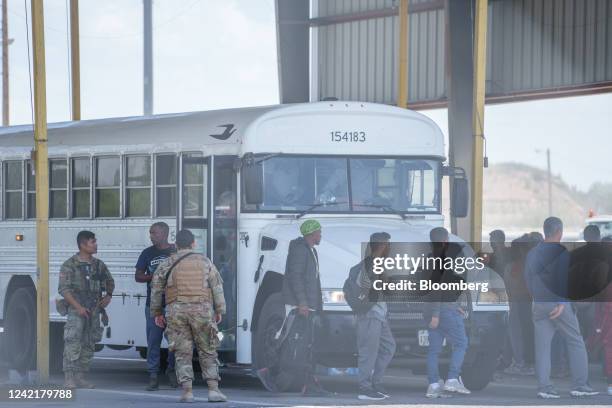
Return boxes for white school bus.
[0,101,507,390]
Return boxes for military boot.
[179,381,194,403]
[64,371,77,389]
[146,374,159,391]
[74,372,95,389]
[207,380,227,402]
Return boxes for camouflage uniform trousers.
[165,302,220,385]
[63,309,104,373]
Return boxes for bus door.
[178,154,209,255]
[212,156,238,351]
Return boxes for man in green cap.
[283,219,332,396]
[283,219,323,317]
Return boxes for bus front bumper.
[314,311,357,367]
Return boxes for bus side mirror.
[244,162,264,205]
[451,178,469,218]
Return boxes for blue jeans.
[427,308,468,384]
[145,305,175,375]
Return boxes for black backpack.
[279,311,314,374]
[343,262,375,314]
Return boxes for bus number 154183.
[330,131,366,143]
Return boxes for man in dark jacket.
[569,225,607,302]
[282,219,323,315]
[569,225,608,342]
[258,219,331,397]
[424,227,470,398]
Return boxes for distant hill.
[483,162,587,231]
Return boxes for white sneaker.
[426,382,442,398]
[570,385,599,398]
[444,378,471,394]
[537,388,561,399]
[607,386,612,396]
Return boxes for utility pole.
[2,0,11,126]
[143,0,152,115]
[70,0,80,120]
[536,148,553,217]
[31,0,50,383]
[546,148,552,216]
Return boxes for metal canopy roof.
[306,0,612,107]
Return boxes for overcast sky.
[3,0,611,191]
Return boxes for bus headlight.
[476,289,508,305]
[321,289,346,305]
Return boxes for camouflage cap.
[300,219,321,236]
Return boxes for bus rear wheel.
[5,287,37,370]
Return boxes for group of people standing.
[257,220,472,400]
[55,215,612,402]
[490,217,612,398]
[258,217,611,401]
[57,223,228,403]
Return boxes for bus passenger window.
[126,156,151,217]
[50,159,68,218]
[95,157,120,217]
[155,154,176,217]
[26,161,35,219]
[72,158,91,218]
[183,158,205,218]
[4,161,23,219]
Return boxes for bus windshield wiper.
[355,204,407,220]
[296,201,348,219]
[242,152,283,165]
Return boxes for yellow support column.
[397,0,408,108]
[471,0,488,245]
[32,0,50,383]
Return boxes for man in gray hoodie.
[353,232,396,401]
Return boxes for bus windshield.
[245,156,440,213]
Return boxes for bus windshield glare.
[245,156,440,213]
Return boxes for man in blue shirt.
[135,222,177,390]
[524,217,598,399]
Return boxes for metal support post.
[397,0,409,108]
[70,0,80,121]
[143,0,153,115]
[471,0,488,244]
[31,0,50,383]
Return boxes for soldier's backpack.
[343,262,374,314]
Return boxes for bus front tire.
[253,293,284,371]
[461,351,497,391]
[5,287,37,370]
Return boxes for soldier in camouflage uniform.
[151,229,227,403]
[58,231,114,389]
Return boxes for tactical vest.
[165,253,212,304]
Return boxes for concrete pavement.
[1,349,611,407]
